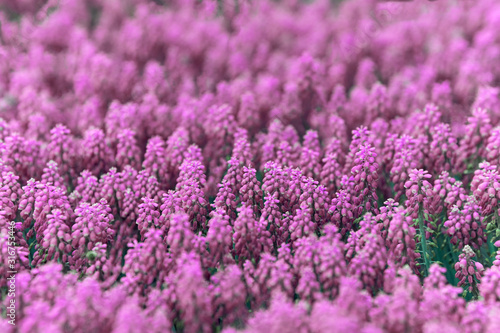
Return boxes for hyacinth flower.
[385,207,421,274]
[136,197,161,240]
[182,145,204,170]
[444,197,486,252]
[299,130,321,180]
[369,118,390,167]
[432,171,467,213]
[232,127,254,167]
[205,209,233,269]
[142,136,169,189]
[164,158,209,232]
[480,265,500,304]
[12,264,79,328]
[349,142,380,217]
[404,169,434,275]
[204,104,237,196]
[69,205,111,270]
[0,229,29,287]
[343,126,372,175]
[261,162,288,210]
[370,267,421,333]
[40,160,65,191]
[260,193,289,248]
[211,264,248,326]
[96,167,122,214]
[94,169,137,267]
[296,267,323,304]
[302,176,329,219]
[0,118,11,142]
[262,162,310,216]
[311,234,346,299]
[173,176,208,232]
[122,228,171,296]
[256,120,291,166]
[456,108,492,173]
[31,209,72,268]
[84,242,114,283]
[0,168,23,233]
[243,252,295,310]
[390,136,421,202]
[472,86,500,124]
[166,213,196,260]
[380,133,398,176]
[470,162,500,255]
[454,245,485,297]
[163,252,213,333]
[8,0,500,330]
[309,300,368,333]
[289,199,317,246]
[329,188,356,237]
[461,301,488,333]
[293,225,347,300]
[424,264,449,290]
[332,276,373,323]
[375,198,400,244]
[320,139,344,195]
[164,127,190,184]
[239,292,309,333]
[470,161,500,215]
[133,169,162,204]
[236,92,260,136]
[24,182,73,245]
[1,133,43,183]
[408,103,442,140]
[240,166,264,215]
[115,129,141,170]
[493,240,500,267]
[485,127,500,167]
[69,170,100,207]
[17,178,37,232]
[276,140,300,168]
[347,228,387,295]
[233,205,272,265]
[366,83,390,125]
[213,180,238,221]
[420,264,466,326]
[217,157,244,202]
[426,123,458,176]
[81,127,113,176]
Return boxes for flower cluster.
[3,0,500,331]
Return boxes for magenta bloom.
[4,0,500,331]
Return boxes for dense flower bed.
[2,0,500,331]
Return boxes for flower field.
[2,0,500,332]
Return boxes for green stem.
[418,207,430,277]
[486,212,499,264]
[445,237,459,285]
[487,234,496,265]
[446,236,459,265]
